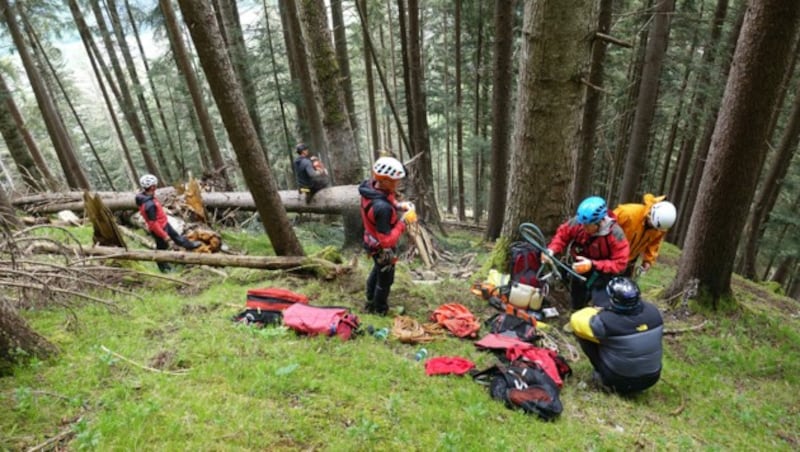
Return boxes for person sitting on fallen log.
[135,174,201,272]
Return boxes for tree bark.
[485,0,517,240]
[176,0,304,256]
[2,0,90,190]
[160,0,232,190]
[574,0,613,202]
[502,0,596,239]
[618,0,675,203]
[666,0,800,306]
[12,186,361,215]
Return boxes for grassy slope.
[1,224,799,451]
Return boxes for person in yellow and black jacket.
[569,277,663,395]
[613,194,677,278]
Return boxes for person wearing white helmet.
[135,174,201,272]
[613,194,677,277]
[358,155,416,315]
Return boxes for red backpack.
[282,304,361,341]
[508,241,542,287]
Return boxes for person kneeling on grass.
[569,276,663,395]
[135,174,201,272]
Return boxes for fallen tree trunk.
[12,185,361,215]
[30,243,347,278]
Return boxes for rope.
[519,222,587,283]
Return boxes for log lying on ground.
[12,185,361,215]
[30,243,347,278]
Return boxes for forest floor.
[1,218,799,450]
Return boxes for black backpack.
[473,360,563,421]
[508,241,542,287]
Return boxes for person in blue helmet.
[541,196,629,310]
[569,277,663,395]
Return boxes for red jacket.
[358,179,405,250]
[547,214,629,275]
[135,192,169,240]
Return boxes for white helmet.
[139,174,158,189]
[649,201,677,230]
[372,157,406,181]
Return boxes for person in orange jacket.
[613,194,677,278]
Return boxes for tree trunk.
[454,0,465,221]
[405,0,441,226]
[298,0,362,185]
[574,0,613,202]
[330,0,359,138]
[282,0,327,160]
[618,0,675,203]
[361,0,380,153]
[471,2,486,223]
[125,0,182,175]
[12,185,361,215]
[0,301,56,375]
[485,0,517,240]
[502,0,596,239]
[89,0,161,182]
[216,0,270,164]
[673,4,743,246]
[160,0,232,191]
[2,0,90,190]
[0,72,50,191]
[739,78,800,279]
[107,0,172,182]
[176,0,304,256]
[666,0,800,306]
[0,183,20,229]
[68,0,138,187]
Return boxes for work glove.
[541,248,555,265]
[397,201,415,212]
[571,256,593,274]
[402,208,418,224]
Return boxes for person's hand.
[572,256,593,274]
[541,248,555,265]
[636,262,651,277]
[397,201,415,211]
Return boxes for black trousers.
[577,338,660,395]
[365,254,395,315]
[569,276,612,310]
[152,224,195,272]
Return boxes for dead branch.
[100,345,189,375]
[29,243,347,277]
[595,31,633,48]
[664,320,708,335]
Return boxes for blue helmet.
[576,196,607,225]
[606,276,641,312]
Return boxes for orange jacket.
[613,194,667,266]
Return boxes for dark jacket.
[570,301,663,378]
[294,155,316,189]
[358,179,405,250]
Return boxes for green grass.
[2,227,799,450]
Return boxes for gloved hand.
[571,256,593,274]
[636,262,651,277]
[397,201,415,212]
[541,248,555,265]
[402,208,417,224]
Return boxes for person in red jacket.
[135,174,200,272]
[359,156,416,315]
[542,196,629,310]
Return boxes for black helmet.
[296,143,308,153]
[606,277,641,311]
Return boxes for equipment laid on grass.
[472,360,563,421]
[233,288,310,328]
[282,303,361,341]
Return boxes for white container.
[508,282,543,310]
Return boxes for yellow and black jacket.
[570,302,663,378]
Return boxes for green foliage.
[2,225,800,450]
